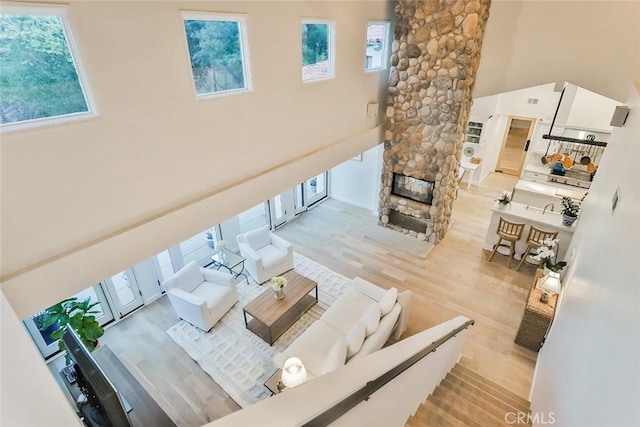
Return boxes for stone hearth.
[379,0,490,243]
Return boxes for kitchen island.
[511,179,586,212]
[484,200,575,263]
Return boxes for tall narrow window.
[182,13,251,97]
[301,20,334,82]
[0,7,93,129]
[365,21,390,71]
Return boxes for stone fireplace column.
[379,0,490,243]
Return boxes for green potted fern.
[42,297,105,354]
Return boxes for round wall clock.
[463,146,474,157]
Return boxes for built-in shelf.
[465,121,483,144]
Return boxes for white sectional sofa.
[273,277,412,380]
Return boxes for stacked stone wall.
[379,0,491,243]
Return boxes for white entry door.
[103,269,144,318]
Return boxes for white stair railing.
[209,315,473,427]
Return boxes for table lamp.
[540,271,561,303]
[280,357,308,388]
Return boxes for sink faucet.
[543,203,555,214]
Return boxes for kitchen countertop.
[515,179,586,200]
[491,201,576,232]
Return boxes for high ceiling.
[474,1,640,101]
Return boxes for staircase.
[406,362,532,426]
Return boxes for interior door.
[496,117,537,176]
[103,269,144,318]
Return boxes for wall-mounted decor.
[463,146,474,157]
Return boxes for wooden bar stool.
[488,217,525,268]
[516,226,559,271]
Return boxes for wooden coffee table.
[242,270,318,345]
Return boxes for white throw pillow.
[378,287,398,316]
[361,304,381,337]
[321,339,347,374]
[345,321,366,358]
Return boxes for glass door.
[268,190,295,229]
[268,194,287,228]
[152,250,175,292]
[23,285,114,359]
[295,171,329,214]
[305,172,327,206]
[103,269,143,318]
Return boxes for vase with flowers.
[495,191,511,209]
[533,238,567,273]
[271,276,287,300]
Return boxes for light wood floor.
[99,172,537,426]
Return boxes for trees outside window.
[365,22,390,71]
[0,11,92,127]
[183,14,251,96]
[301,21,334,82]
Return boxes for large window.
[0,6,93,130]
[301,20,334,82]
[182,13,251,97]
[365,21,389,71]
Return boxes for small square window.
[302,21,334,82]
[0,7,94,130]
[182,13,251,97]
[365,22,390,71]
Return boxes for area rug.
[166,253,352,408]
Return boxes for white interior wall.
[564,87,621,131]
[477,114,507,182]
[1,1,390,316]
[530,84,640,426]
[329,143,384,213]
[474,1,639,101]
[470,84,558,183]
[462,95,497,182]
[0,294,81,426]
[493,83,559,120]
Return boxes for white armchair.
[236,226,294,284]
[162,261,238,331]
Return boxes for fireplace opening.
[391,173,434,205]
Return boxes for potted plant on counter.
[495,191,511,209]
[561,196,580,226]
